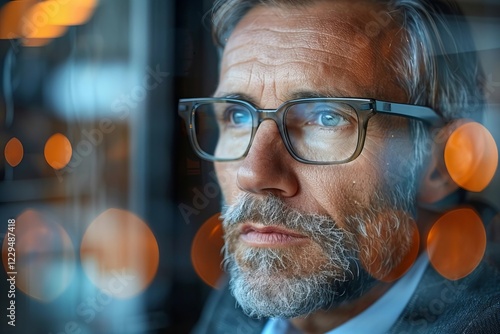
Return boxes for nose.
[236,120,299,197]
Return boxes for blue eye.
[286,102,353,128]
[308,108,349,127]
[318,112,347,127]
[227,107,252,126]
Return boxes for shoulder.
[390,260,500,334]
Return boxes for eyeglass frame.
[178,97,444,165]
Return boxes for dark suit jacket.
[192,261,500,334]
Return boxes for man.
[179,0,500,333]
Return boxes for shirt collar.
[262,254,429,334]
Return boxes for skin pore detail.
[212,2,421,333]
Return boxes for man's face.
[215,1,419,318]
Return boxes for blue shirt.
[261,254,429,334]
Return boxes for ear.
[417,121,464,204]
[418,151,458,204]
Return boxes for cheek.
[346,133,413,203]
[353,210,418,281]
[366,119,414,183]
[303,163,382,217]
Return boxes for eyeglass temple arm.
[375,100,445,127]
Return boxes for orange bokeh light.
[0,0,99,44]
[427,208,486,280]
[444,122,498,192]
[1,209,76,301]
[0,0,35,39]
[80,209,160,299]
[28,0,98,30]
[21,10,68,39]
[44,133,72,170]
[191,213,225,289]
[4,137,24,167]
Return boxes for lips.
[239,224,308,247]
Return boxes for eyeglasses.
[178,97,443,164]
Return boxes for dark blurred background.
[0,0,498,333]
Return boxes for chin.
[228,260,377,319]
[225,242,376,319]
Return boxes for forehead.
[228,1,382,48]
[218,0,406,103]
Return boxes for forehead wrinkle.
[219,58,373,104]
[226,22,379,60]
[226,43,371,72]
[235,3,374,35]
[229,4,386,55]
[219,1,407,106]
[223,17,385,90]
[222,42,376,94]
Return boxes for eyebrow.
[213,92,259,105]
[287,90,348,100]
[215,89,350,107]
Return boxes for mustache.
[221,193,355,249]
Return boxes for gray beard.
[221,188,416,319]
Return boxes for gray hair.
[210,0,485,170]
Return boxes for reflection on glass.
[1,209,76,301]
[80,208,159,299]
